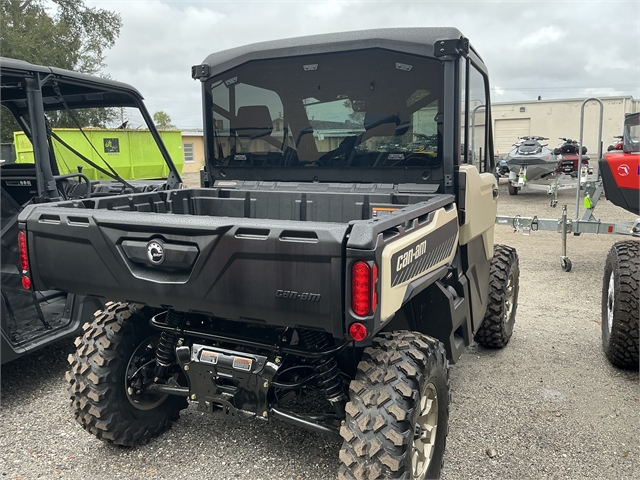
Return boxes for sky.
[86,0,640,129]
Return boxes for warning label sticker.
[199,350,219,365]
[232,357,253,371]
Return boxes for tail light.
[351,261,371,316]
[351,261,378,317]
[18,231,31,290]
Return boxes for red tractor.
[599,112,639,369]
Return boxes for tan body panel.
[458,165,497,260]
[380,206,459,322]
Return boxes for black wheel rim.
[125,336,168,411]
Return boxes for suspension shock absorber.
[298,329,347,417]
[155,309,186,378]
[314,356,347,417]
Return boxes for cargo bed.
[19,184,455,337]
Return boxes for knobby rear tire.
[338,331,450,480]
[66,302,187,446]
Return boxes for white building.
[491,96,639,157]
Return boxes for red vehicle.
[600,114,640,216]
[554,137,591,175]
[599,112,639,369]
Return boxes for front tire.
[474,245,520,348]
[66,302,188,446]
[601,241,639,370]
[507,183,519,195]
[339,331,450,480]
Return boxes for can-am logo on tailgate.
[147,240,165,265]
[276,290,321,302]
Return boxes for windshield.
[624,114,640,153]
[206,49,444,168]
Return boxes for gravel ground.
[1,175,638,480]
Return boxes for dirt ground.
[1,173,638,480]
[445,178,639,479]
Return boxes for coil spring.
[155,310,185,374]
[298,329,346,416]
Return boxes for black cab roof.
[195,27,478,80]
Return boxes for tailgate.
[19,206,348,337]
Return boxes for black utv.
[1,58,182,364]
[18,29,519,479]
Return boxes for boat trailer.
[494,98,640,272]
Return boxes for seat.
[231,105,273,140]
[228,106,277,165]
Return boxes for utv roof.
[0,57,143,110]
[198,27,474,79]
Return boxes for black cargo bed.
[19,185,454,337]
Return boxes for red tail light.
[351,261,371,316]
[18,231,28,272]
[18,231,31,290]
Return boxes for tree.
[153,111,175,130]
[1,0,122,74]
[1,0,123,142]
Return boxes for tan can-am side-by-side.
[19,29,519,479]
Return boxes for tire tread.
[474,244,519,348]
[338,331,450,479]
[602,241,639,369]
[66,302,186,446]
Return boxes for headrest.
[232,106,273,138]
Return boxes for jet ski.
[554,138,591,176]
[504,136,557,194]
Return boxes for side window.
[183,143,194,163]
[469,64,488,170]
[211,82,286,158]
